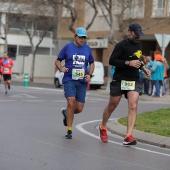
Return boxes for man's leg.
[0,75,2,83]
[4,81,8,92]
[101,96,121,128]
[122,91,139,145]
[7,79,11,89]
[63,81,86,139]
[66,97,76,128]
[99,95,121,143]
[127,91,139,134]
[66,99,84,127]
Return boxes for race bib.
[4,68,9,73]
[121,80,135,90]
[72,69,85,80]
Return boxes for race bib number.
[4,68,9,73]
[121,80,135,90]
[72,69,85,80]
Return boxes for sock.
[67,127,72,131]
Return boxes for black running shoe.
[8,85,10,90]
[123,134,137,146]
[61,108,67,126]
[65,130,72,139]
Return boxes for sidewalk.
[96,87,170,148]
[97,86,170,102]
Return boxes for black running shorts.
[3,74,11,81]
[110,80,142,99]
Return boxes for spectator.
[0,57,3,84]
[162,58,169,95]
[149,51,164,97]
[106,66,116,93]
[140,55,150,95]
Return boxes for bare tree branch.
[85,0,98,30]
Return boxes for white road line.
[76,119,170,157]
[10,94,37,98]
[0,100,16,102]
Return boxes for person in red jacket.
[1,52,14,95]
[0,57,3,84]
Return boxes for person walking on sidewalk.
[99,23,150,145]
[55,27,95,139]
[1,52,14,95]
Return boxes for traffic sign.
[155,34,170,58]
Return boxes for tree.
[0,0,57,81]
[62,0,170,45]
[59,0,123,44]
[14,0,56,82]
[59,0,98,34]
[0,0,21,51]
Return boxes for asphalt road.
[0,84,170,170]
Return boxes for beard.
[128,35,140,43]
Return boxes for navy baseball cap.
[129,23,144,36]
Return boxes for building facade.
[0,1,56,83]
[1,0,170,84]
[57,0,170,85]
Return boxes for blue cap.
[129,23,144,36]
[76,27,87,37]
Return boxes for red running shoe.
[99,124,108,143]
[123,134,137,145]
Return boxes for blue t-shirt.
[57,42,94,83]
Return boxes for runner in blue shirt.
[55,27,95,139]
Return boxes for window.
[8,45,17,59]
[152,0,170,17]
[19,46,31,55]
[62,0,74,18]
[18,46,51,56]
[37,47,50,55]
[123,0,144,19]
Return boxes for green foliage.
[118,108,170,137]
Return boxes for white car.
[54,61,104,89]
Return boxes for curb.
[107,119,170,149]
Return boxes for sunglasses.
[75,34,86,39]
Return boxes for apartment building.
[0,1,55,57]
[0,1,57,82]
[57,0,170,84]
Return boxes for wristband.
[88,74,93,78]
[139,60,145,69]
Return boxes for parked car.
[54,61,104,89]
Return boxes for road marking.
[0,100,16,102]
[76,119,170,157]
[10,94,37,98]
[23,100,45,102]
